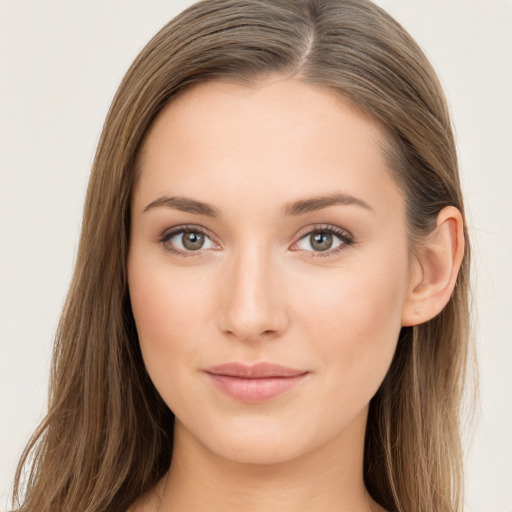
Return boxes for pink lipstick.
[204,362,309,403]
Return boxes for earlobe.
[401,206,465,327]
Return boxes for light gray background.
[1,1,511,511]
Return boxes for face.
[128,77,414,465]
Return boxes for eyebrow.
[143,196,221,217]
[143,192,372,217]
[283,192,373,216]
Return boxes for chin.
[177,410,346,467]
[211,436,308,466]
[175,412,312,463]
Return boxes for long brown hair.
[13,1,472,511]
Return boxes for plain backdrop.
[1,1,511,511]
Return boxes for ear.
[401,206,465,327]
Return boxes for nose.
[218,245,289,342]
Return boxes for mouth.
[204,362,309,403]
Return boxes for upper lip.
[205,362,308,379]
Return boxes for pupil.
[182,231,204,250]
[311,232,332,251]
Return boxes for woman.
[12,1,471,511]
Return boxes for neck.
[154,409,384,512]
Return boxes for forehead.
[134,77,404,218]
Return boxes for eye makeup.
[158,222,354,259]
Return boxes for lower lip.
[206,373,308,403]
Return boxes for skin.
[127,77,464,512]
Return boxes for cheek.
[127,252,216,397]
[290,248,409,403]
[130,269,210,338]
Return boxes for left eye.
[295,229,348,252]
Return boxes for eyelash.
[159,223,354,258]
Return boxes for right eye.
[160,226,218,256]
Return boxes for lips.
[206,362,307,378]
[204,362,309,403]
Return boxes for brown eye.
[294,226,352,255]
[162,227,217,256]
[309,232,333,251]
[182,231,205,250]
